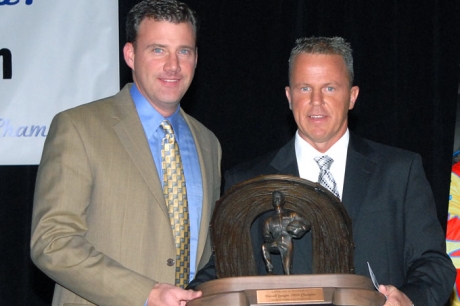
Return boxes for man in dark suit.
[190,37,455,306]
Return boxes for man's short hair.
[125,0,199,46]
[288,36,354,86]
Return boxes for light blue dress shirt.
[130,85,203,284]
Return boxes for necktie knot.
[314,155,340,198]
[160,120,175,144]
[314,155,334,170]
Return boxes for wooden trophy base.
[187,274,386,306]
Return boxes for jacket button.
[167,258,175,266]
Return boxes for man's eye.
[178,49,190,55]
[325,86,335,92]
[300,87,311,92]
[153,48,163,53]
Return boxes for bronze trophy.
[188,175,385,305]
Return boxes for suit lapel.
[111,85,168,218]
[342,134,376,223]
[269,138,299,176]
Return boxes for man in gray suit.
[190,37,455,306]
[31,1,221,305]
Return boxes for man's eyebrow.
[145,43,196,50]
[146,43,166,49]
[178,44,196,50]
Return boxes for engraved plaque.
[257,288,324,304]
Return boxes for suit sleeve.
[187,255,217,290]
[30,112,156,306]
[397,154,456,305]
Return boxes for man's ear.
[195,47,198,68]
[285,86,292,110]
[123,42,135,69]
[349,86,359,110]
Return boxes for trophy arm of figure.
[286,216,310,239]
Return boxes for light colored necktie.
[314,155,340,198]
[160,120,190,288]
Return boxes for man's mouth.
[161,78,179,83]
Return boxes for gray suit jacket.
[31,84,221,306]
[193,133,455,306]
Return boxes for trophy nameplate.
[257,288,324,304]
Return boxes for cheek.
[134,58,150,73]
[181,59,197,74]
[291,107,308,125]
[291,98,309,113]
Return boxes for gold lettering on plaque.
[257,288,324,303]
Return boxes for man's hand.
[379,284,413,306]
[148,283,202,306]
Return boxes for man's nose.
[164,53,180,72]
[309,90,324,106]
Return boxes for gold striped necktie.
[160,120,190,288]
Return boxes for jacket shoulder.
[181,110,219,143]
[223,149,280,191]
[55,85,131,118]
[350,134,421,163]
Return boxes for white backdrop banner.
[0,0,119,165]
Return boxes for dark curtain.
[1,1,459,305]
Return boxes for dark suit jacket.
[190,133,455,306]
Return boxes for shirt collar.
[295,129,350,162]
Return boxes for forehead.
[291,53,349,82]
[137,18,196,45]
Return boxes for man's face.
[123,19,197,117]
[285,54,359,153]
